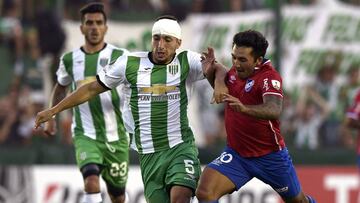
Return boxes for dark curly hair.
[232,30,269,59]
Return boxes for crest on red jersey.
[245,79,254,92]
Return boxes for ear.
[176,39,182,49]
[80,24,85,35]
[256,56,263,66]
[104,24,108,34]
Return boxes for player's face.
[151,34,181,64]
[80,13,107,46]
[231,45,262,79]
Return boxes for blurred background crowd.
[0,0,359,165]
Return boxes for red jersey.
[346,90,360,154]
[225,60,285,157]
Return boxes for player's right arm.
[43,83,67,136]
[35,80,107,128]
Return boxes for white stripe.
[268,120,281,150]
[98,48,118,142]
[73,50,96,139]
[137,58,154,152]
[262,92,283,97]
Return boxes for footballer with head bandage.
[34,14,228,203]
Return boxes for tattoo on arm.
[244,95,283,119]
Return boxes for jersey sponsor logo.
[168,64,179,75]
[245,79,254,92]
[271,80,281,90]
[263,78,269,91]
[138,84,180,102]
[76,76,96,87]
[100,58,109,67]
[139,84,178,95]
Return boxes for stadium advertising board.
[31,166,357,203]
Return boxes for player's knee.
[81,164,101,193]
[107,183,126,203]
[84,175,100,193]
[195,187,214,201]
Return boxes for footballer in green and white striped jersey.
[56,43,134,143]
[97,50,204,154]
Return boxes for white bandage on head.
[152,18,182,39]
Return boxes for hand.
[212,82,229,104]
[223,93,246,112]
[201,47,216,76]
[34,109,55,129]
[44,118,57,136]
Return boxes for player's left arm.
[224,93,282,119]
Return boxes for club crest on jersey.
[271,80,281,90]
[168,64,179,75]
[245,79,254,92]
[100,58,109,67]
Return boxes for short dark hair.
[80,2,107,23]
[232,30,269,59]
[155,15,178,22]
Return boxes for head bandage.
[152,19,182,39]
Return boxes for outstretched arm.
[35,80,107,128]
[223,93,283,119]
[201,47,228,103]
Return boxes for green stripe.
[85,53,106,141]
[177,51,193,141]
[63,52,73,79]
[151,65,169,150]
[111,90,127,141]
[110,49,124,63]
[126,56,142,152]
[64,52,84,136]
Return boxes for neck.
[83,42,106,54]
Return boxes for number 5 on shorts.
[184,159,195,174]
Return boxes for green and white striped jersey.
[56,43,134,143]
[98,50,204,154]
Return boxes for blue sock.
[198,201,219,203]
[307,195,316,203]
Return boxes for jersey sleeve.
[187,50,205,82]
[97,54,128,89]
[56,54,72,86]
[260,71,283,98]
[346,91,360,120]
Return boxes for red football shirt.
[346,90,360,154]
[225,60,286,157]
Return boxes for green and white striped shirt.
[98,50,204,154]
[56,43,133,142]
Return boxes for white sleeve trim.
[262,92,283,97]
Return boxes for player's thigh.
[204,147,252,192]
[165,141,201,195]
[256,148,301,199]
[101,140,129,188]
[73,135,104,169]
[197,166,236,199]
[139,149,171,202]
